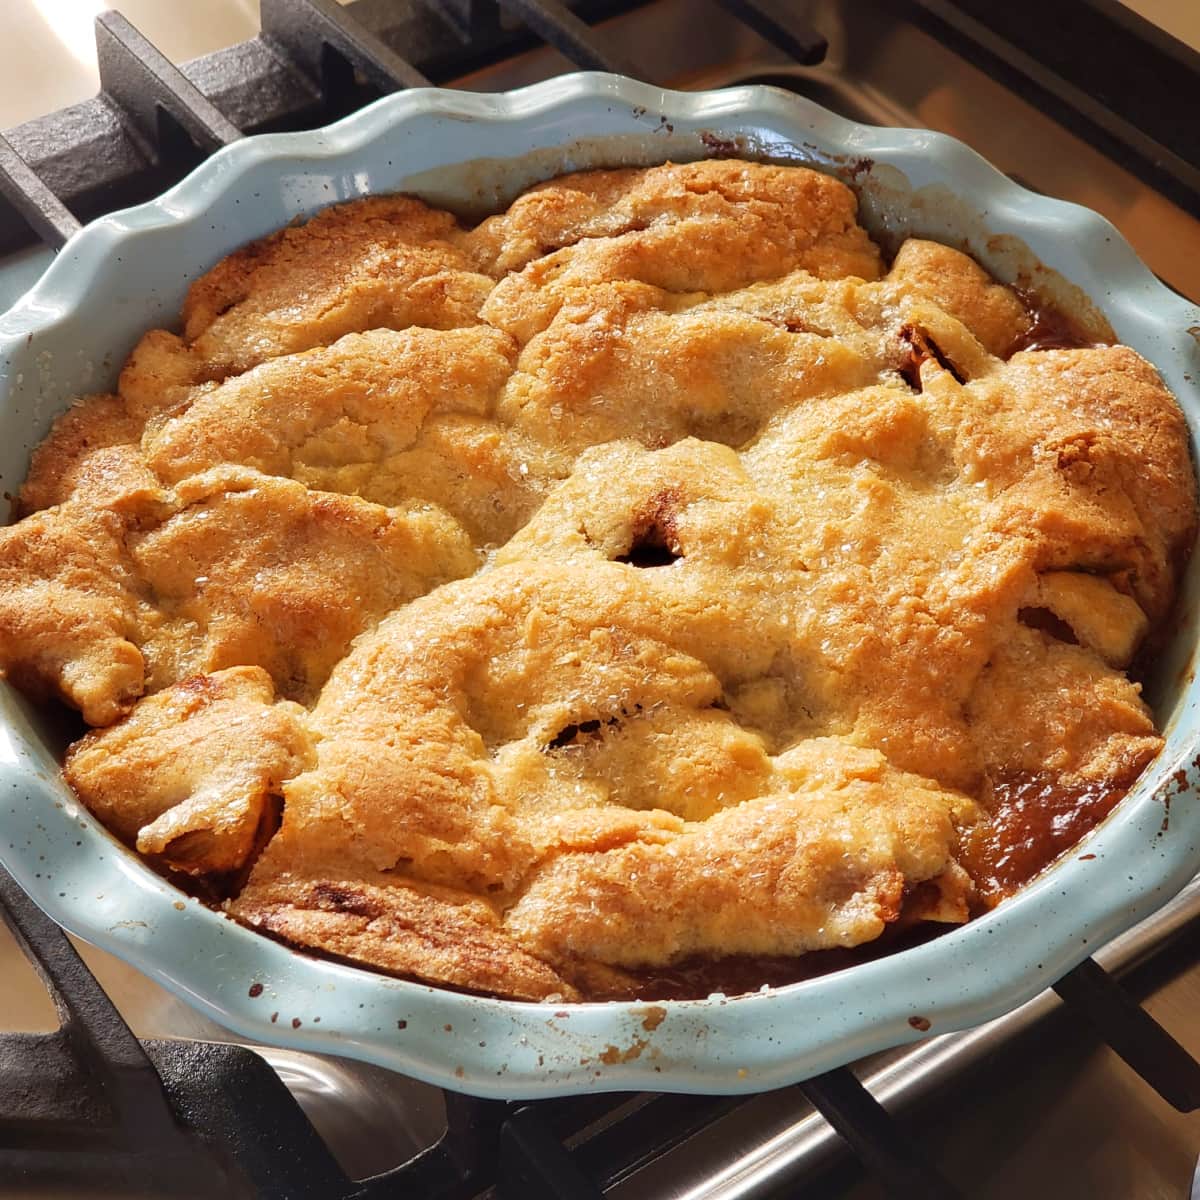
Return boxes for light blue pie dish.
[0,73,1198,1100]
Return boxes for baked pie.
[1,160,1194,1001]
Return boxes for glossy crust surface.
[3,161,1194,1001]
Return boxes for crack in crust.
[1,160,1194,1001]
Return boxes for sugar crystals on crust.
[2,160,1193,1000]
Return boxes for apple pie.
[2,160,1194,1001]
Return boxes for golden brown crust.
[966,626,1161,784]
[139,326,549,545]
[18,393,151,515]
[0,503,146,725]
[182,195,495,376]
[467,158,884,283]
[475,161,884,344]
[887,239,1033,357]
[241,875,578,1001]
[2,465,476,718]
[65,667,311,874]
[2,161,1194,1000]
[128,469,478,701]
[960,346,1196,620]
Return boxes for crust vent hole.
[898,324,967,390]
[615,487,684,568]
[1018,606,1079,645]
[545,715,621,751]
[616,535,680,568]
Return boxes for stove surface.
[2,2,1199,1197]
[833,944,1200,1199]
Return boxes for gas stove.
[1,3,1199,1197]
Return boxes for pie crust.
[1,161,1193,1001]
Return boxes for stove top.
[1,2,1199,1197]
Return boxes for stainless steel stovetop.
[2,2,1199,1196]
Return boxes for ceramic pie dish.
[1,73,1198,1099]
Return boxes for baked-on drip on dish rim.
[4,158,1193,1003]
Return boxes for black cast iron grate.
[1,0,1197,254]
[0,0,830,252]
[2,2,1200,1197]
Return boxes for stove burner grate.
[1,2,1199,1196]
[2,0,820,255]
